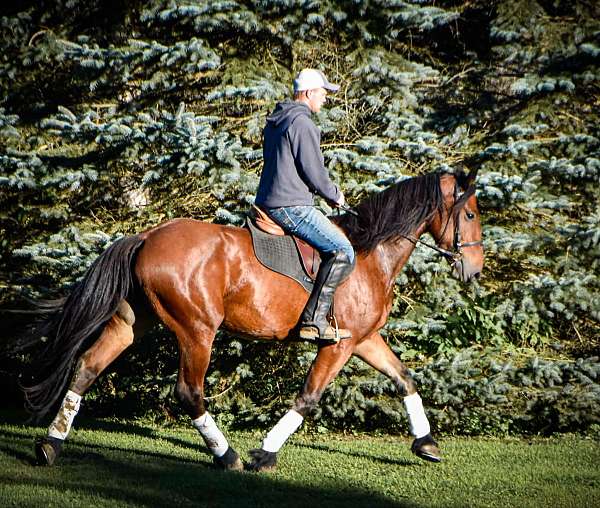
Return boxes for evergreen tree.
[1,0,598,434]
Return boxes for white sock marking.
[262,410,304,453]
[403,392,431,439]
[191,412,229,457]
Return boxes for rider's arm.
[287,116,341,205]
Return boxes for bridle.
[340,181,483,266]
[411,182,483,265]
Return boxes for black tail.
[16,234,145,421]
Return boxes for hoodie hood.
[266,100,311,130]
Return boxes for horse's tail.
[16,234,145,421]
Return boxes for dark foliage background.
[1,0,599,435]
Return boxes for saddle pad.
[247,219,314,292]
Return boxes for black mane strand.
[335,172,445,254]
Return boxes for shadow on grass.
[0,429,207,467]
[0,436,419,508]
[0,408,200,457]
[291,441,418,467]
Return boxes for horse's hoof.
[213,446,244,472]
[248,448,277,472]
[411,434,441,463]
[35,436,63,466]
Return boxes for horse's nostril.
[473,272,481,280]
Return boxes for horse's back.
[135,217,248,276]
[133,218,310,339]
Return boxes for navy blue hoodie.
[255,100,341,208]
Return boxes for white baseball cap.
[293,68,340,93]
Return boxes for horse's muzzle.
[452,259,482,283]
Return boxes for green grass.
[0,411,598,508]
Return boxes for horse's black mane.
[335,171,474,254]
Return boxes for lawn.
[0,411,598,507]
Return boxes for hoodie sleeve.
[287,115,341,204]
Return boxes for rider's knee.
[334,247,355,269]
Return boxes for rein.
[339,181,482,264]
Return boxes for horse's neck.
[373,223,427,292]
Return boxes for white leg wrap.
[48,390,82,440]
[191,412,229,458]
[262,410,304,453]
[403,393,431,439]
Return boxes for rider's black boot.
[299,250,355,343]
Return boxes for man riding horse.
[25,68,484,472]
[255,68,355,343]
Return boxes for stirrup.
[299,319,352,343]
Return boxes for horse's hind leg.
[172,330,243,472]
[353,332,441,463]
[35,300,136,466]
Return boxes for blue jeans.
[265,206,355,264]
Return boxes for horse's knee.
[293,392,321,417]
[175,381,205,418]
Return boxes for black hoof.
[212,446,243,471]
[411,433,442,463]
[248,448,277,472]
[35,436,63,466]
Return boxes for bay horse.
[19,169,483,472]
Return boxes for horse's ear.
[454,163,477,191]
[466,166,478,187]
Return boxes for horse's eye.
[466,211,475,220]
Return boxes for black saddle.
[246,206,321,292]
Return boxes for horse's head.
[429,169,484,282]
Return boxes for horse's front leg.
[353,332,441,463]
[249,340,355,472]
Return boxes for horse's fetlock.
[214,446,243,471]
[248,448,277,473]
[35,436,63,466]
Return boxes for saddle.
[247,205,321,292]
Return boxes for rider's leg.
[265,206,355,342]
[298,249,354,341]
